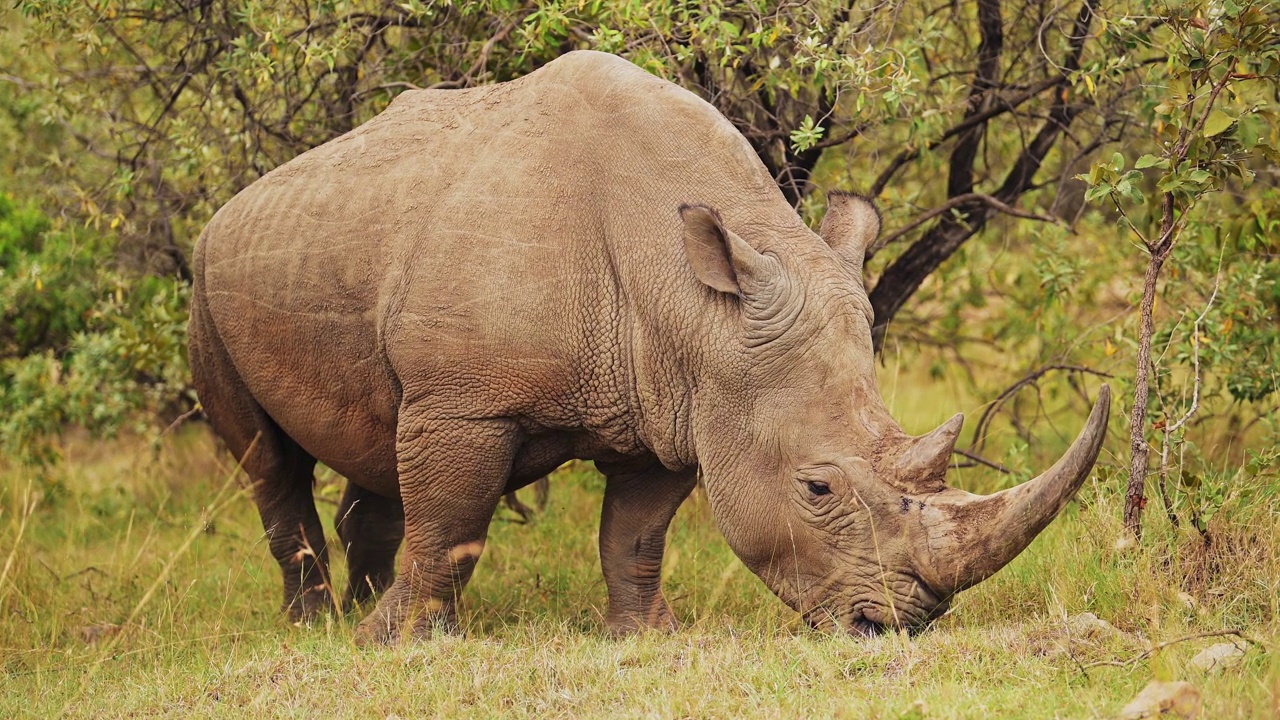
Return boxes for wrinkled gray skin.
[189,51,1109,643]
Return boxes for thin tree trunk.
[1124,200,1176,538]
[1123,254,1164,535]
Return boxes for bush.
[0,195,192,466]
[0,194,106,358]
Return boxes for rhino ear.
[680,205,775,296]
[818,192,881,275]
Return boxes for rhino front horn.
[913,385,1111,594]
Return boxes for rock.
[1175,592,1197,611]
[1037,612,1128,659]
[1119,680,1201,719]
[1189,642,1245,673]
[76,623,121,644]
[898,699,928,719]
[1066,612,1119,639]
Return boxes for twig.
[868,76,1062,196]
[951,448,1014,475]
[426,15,523,90]
[969,364,1114,457]
[1151,368,1181,529]
[350,80,422,99]
[1164,271,1221,438]
[869,192,1060,257]
[159,407,204,438]
[1080,629,1262,671]
[1154,256,1223,534]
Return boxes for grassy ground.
[1,422,1277,718]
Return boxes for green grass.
[1,428,1277,719]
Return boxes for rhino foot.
[284,583,336,625]
[605,602,679,637]
[353,584,460,646]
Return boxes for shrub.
[0,195,192,467]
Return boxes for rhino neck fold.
[623,319,700,472]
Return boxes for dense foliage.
[0,195,190,467]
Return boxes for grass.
[1,423,1277,718]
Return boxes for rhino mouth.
[848,616,884,638]
[801,608,887,638]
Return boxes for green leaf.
[1256,143,1280,164]
[1084,183,1112,202]
[788,115,824,154]
[1123,182,1146,204]
[1135,154,1168,169]
[1203,109,1235,137]
[1111,152,1125,172]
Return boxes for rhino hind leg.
[353,414,518,645]
[501,490,536,523]
[501,475,550,522]
[188,302,333,622]
[597,462,697,635]
[336,482,404,611]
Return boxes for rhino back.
[196,51,799,481]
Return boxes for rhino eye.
[807,480,831,497]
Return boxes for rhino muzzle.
[798,385,1111,637]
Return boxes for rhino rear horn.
[896,413,964,493]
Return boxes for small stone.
[1066,612,1119,639]
[1176,592,1197,611]
[1189,642,1245,673]
[898,699,928,719]
[1119,680,1201,719]
[76,623,121,644]
[1038,612,1126,658]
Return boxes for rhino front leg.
[597,462,697,635]
[336,482,405,611]
[354,416,516,645]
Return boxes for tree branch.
[869,76,1061,196]
[868,192,1060,258]
[867,0,1097,351]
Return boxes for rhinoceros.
[189,50,1109,643]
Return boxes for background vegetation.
[1,0,1278,716]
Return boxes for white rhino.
[189,50,1109,643]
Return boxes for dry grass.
[1,423,1277,718]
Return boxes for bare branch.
[869,192,1060,258]
[1081,629,1263,671]
[969,364,1114,457]
[951,448,1014,475]
[868,76,1061,196]
[426,14,523,90]
[351,81,423,99]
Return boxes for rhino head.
[679,193,1109,636]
